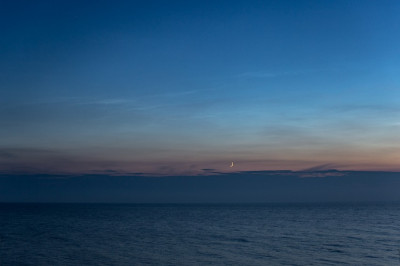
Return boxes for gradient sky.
[1,0,400,175]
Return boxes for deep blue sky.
[1,0,400,175]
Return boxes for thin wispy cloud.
[237,71,278,78]
[236,68,323,79]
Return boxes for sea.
[0,203,399,265]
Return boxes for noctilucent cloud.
[1,0,400,175]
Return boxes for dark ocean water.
[0,203,399,265]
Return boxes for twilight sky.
[1,0,400,175]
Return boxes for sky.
[1,0,400,176]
